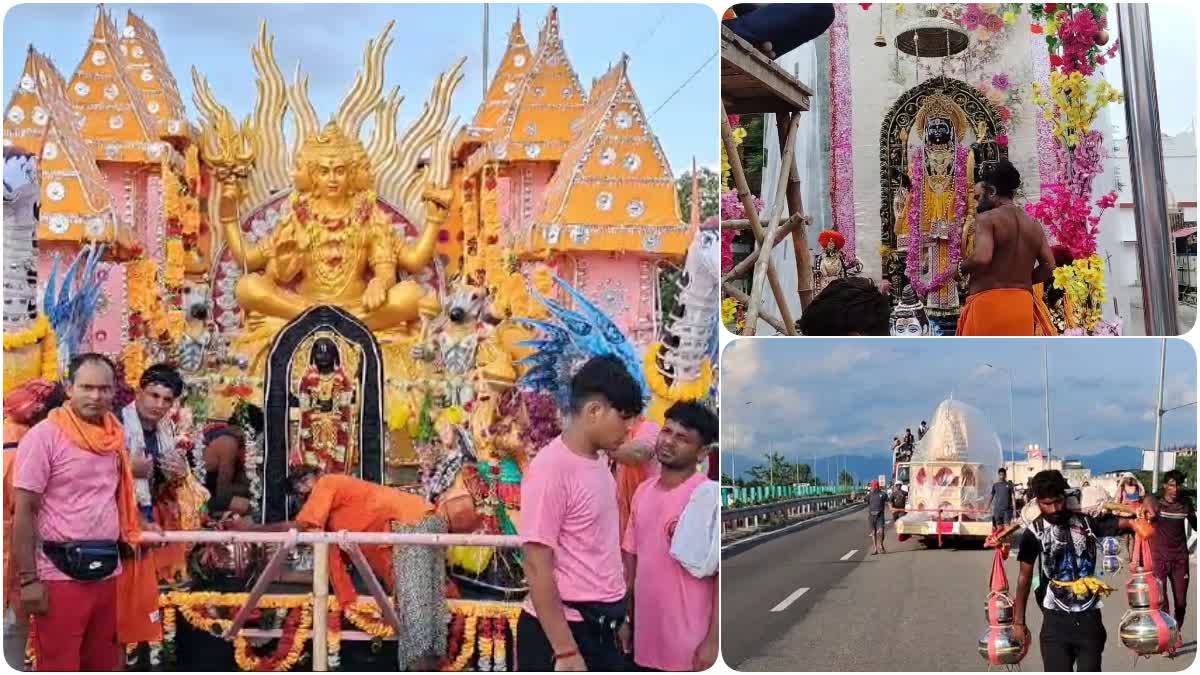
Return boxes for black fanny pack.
[563,599,627,643]
[42,541,121,582]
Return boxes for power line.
[628,8,669,61]
[649,51,717,120]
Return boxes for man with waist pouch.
[517,356,645,671]
[12,353,162,671]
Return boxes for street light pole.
[1042,343,1053,465]
[1153,338,1167,491]
[986,363,1016,469]
[1118,4,1180,335]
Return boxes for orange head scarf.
[45,406,162,644]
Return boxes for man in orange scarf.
[12,354,161,671]
[956,160,1058,336]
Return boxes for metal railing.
[721,490,862,534]
[720,484,857,507]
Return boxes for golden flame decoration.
[190,20,465,225]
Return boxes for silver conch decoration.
[190,20,465,226]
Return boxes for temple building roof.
[65,8,165,164]
[527,55,689,257]
[465,13,534,144]
[120,11,192,141]
[4,48,115,241]
[473,7,587,169]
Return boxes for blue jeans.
[723,4,836,59]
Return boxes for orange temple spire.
[530,54,689,256]
[487,6,587,164]
[121,10,192,141]
[469,11,533,139]
[4,48,114,241]
[66,7,162,163]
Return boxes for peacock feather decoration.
[41,244,106,375]
[515,276,650,410]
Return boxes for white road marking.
[840,549,858,561]
[770,587,810,612]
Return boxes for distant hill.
[1069,446,1144,474]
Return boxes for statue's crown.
[299,122,367,161]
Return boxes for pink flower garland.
[828,3,857,263]
[1031,33,1058,184]
[720,190,762,274]
[905,145,968,296]
[1024,182,1116,260]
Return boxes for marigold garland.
[446,616,479,672]
[477,613,494,672]
[40,329,59,381]
[3,315,49,350]
[232,606,312,672]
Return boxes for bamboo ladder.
[720,25,816,336]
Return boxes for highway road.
[721,508,1197,671]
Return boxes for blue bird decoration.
[42,244,106,372]
[514,275,650,410]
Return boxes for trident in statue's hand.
[201,110,256,201]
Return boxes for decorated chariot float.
[3,6,718,670]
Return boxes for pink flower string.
[828,3,857,263]
[905,145,967,296]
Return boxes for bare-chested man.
[956,160,1058,335]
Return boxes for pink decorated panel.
[556,251,659,348]
[89,262,127,354]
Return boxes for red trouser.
[31,578,119,671]
[1153,555,1190,626]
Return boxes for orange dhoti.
[956,288,1057,336]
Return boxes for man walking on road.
[1013,470,1155,671]
[890,481,907,527]
[988,468,1016,529]
[867,480,888,555]
[1147,470,1195,652]
[957,160,1058,335]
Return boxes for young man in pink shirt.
[517,355,645,672]
[620,400,720,672]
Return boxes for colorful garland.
[2,315,49,350]
[828,2,857,262]
[904,146,968,296]
[232,606,312,672]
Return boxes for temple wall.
[553,251,659,347]
[843,8,1046,282]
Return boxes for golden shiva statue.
[209,121,447,331]
[191,20,467,372]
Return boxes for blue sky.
[722,338,1198,463]
[4,3,718,172]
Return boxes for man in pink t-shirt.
[621,401,720,672]
[517,356,644,672]
[12,354,124,671]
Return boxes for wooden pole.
[222,536,297,639]
[775,112,815,310]
[723,214,806,281]
[139,530,522,547]
[723,283,787,334]
[744,111,802,335]
[719,102,796,335]
[312,542,330,672]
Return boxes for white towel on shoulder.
[670,479,720,579]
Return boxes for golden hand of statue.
[421,185,454,226]
[363,276,390,312]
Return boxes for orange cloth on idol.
[44,407,161,644]
[294,474,435,607]
[956,288,1056,336]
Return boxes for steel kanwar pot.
[1119,608,1178,655]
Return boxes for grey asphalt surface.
[721,508,1197,672]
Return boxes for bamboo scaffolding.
[720,103,796,335]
